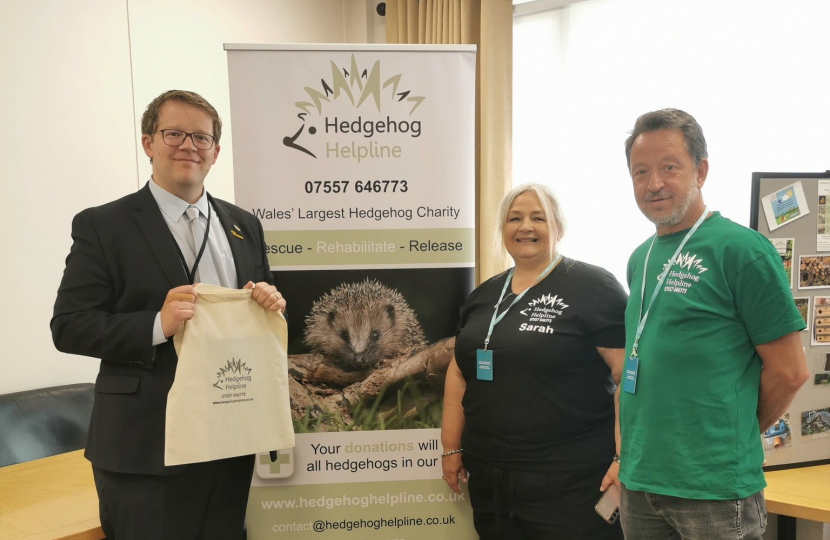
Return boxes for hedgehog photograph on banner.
[227,44,477,539]
[285,267,473,433]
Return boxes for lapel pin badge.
[234,224,241,231]
[231,230,244,240]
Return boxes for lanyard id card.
[476,255,561,381]
[476,350,493,381]
[624,207,708,394]
[622,353,639,394]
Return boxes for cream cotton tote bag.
[166,283,294,466]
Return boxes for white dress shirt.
[148,178,238,346]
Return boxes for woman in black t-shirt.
[441,183,626,539]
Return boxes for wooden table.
[0,451,103,540]
[765,465,830,540]
[3,451,823,540]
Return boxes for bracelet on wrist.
[441,449,463,457]
[612,454,621,464]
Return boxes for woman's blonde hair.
[493,183,566,263]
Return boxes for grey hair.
[624,108,708,168]
[493,183,566,263]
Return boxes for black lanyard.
[172,204,211,285]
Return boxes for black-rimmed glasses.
[157,129,216,150]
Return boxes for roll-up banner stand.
[225,44,477,538]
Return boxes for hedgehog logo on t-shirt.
[519,294,568,318]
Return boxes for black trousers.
[92,454,255,540]
[463,454,623,540]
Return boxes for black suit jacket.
[52,183,274,475]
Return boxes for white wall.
[514,0,830,287]
[0,1,138,395]
[0,0,373,395]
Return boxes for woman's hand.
[442,453,467,495]
[441,358,467,495]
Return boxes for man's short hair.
[140,90,222,143]
[624,108,707,168]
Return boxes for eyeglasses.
[157,129,216,150]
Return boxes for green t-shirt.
[619,212,805,499]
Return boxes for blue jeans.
[620,484,767,540]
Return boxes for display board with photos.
[751,171,830,470]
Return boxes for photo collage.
[761,179,830,465]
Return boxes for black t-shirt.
[455,258,627,472]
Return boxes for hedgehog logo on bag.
[304,279,427,371]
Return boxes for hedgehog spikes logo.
[661,252,708,277]
[213,358,253,391]
[284,54,426,159]
[520,294,569,317]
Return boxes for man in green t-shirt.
[617,108,809,539]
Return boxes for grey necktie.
[185,206,221,286]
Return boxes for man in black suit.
[52,90,285,540]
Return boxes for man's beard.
[643,185,699,227]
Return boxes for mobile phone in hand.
[595,484,621,524]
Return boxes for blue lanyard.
[484,254,561,350]
[632,208,708,358]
